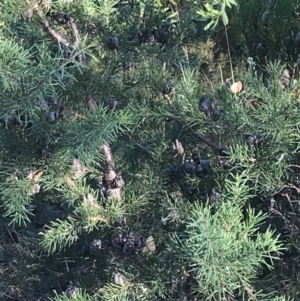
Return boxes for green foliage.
[168,171,283,300]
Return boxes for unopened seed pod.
[107,36,119,49]
[162,80,172,95]
[122,60,133,71]
[198,96,213,115]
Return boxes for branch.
[100,143,124,202]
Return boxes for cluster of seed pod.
[111,219,145,255]
[198,96,224,121]
[95,143,125,201]
[163,145,211,195]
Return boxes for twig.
[193,131,224,153]
[281,192,294,212]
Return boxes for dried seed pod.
[111,228,124,248]
[122,229,137,244]
[198,96,213,115]
[182,159,194,174]
[123,241,136,255]
[244,134,263,147]
[107,36,119,49]
[91,239,102,251]
[114,175,125,188]
[114,217,127,228]
[162,79,172,95]
[166,275,177,287]
[179,179,195,195]
[256,43,266,56]
[162,164,180,183]
[47,111,59,122]
[209,188,222,203]
[210,107,224,121]
[192,152,200,163]
[147,30,156,44]
[52,12,70,25]
[113,272,126,286]
[122,60,133,71]
[45,96,58,107]
[107,97,119,111]
[65,282,78,298]
[135,236,146,249]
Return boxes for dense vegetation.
[1,0,300,300]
